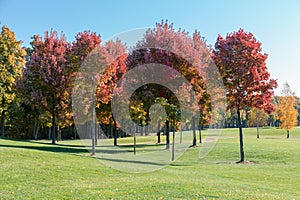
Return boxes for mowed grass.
[0,127,299,199]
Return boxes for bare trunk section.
[1,110,5,137]
[113,117,118,146]
[171,130,175,161]
[180,130,182,144]
[237,108,244,163]
[199,128,202,143]
[48,127,51,140]
[157,121,161,143]
[57,126,61,142]
[165,120,170,149]
[134,123,138,155]
[192,116,196,146]
[51,114,56,145]
[91,106,96,155]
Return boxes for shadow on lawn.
[0,137,87,147]
[0,143,88,154]
[98,157,166,166]
[0,137,88,154]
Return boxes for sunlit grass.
[0,127,299,199]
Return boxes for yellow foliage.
[0,25,26,110]
[247,108,269,127]
[275,95,298,131]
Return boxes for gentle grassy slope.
[0,127,299,199]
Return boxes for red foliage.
[213,29,277,114]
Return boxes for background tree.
[128,20,211,148]
[24,30,69,144]
[275,82,298,138]
[0,25,26,137]
[213,29,277,162]
[247,108,269,138]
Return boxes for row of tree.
[0,20,296,162]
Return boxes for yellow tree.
[0,25,26,137]
[275,82,298,138]
[247,108,269,138]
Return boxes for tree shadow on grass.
[97,157,166,166]
[0,143,88,154]
[0,137,87,147]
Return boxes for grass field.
[0,127,299,199]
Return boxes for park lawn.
[0,127,299,199]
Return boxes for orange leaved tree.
[275,82,298,138]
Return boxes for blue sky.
[0,0,299,95]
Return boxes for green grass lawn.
[0,127,299,199]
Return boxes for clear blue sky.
[0,0,299,95]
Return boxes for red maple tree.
[213,29,277,162]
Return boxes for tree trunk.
[91,106,96,155]
[199,128,202,143]
[48,126,51,140]
[237,109,244,163]
[95,123,98,146]
[51,114,56,145]
[256,127,259,139]
[121,118,125,138]
[33,124,39,140]
[180,130,182,144]
[287,130,290,139]
[1,110,5,137]
[165,120,170,149]
[134,123,137,155]
[192,116,196,146]
[57,126,61,142]
[113,118,118,146]
[33,120,37,140]
[171,130,175,161]
[157,121,161,143]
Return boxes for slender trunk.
[33,119,37,140]
[171,130,175,161]
[237,109,244,162]
[113,118,118,146]
[48,127,51,140]
[287,130,290,139]
[57,126,61,142]
[192,116,196,146]
[1,111,5,137]
[34,125,39,140]
[180,130,182,144]
[111,123,114,139]
[165,120,170,149]
[141,126,144,136]
[157,121,161,143]
[105,124,108,138]
[256,116,259,139]
[91,106,96,155]
[134,123,137,155]
[51,114,56,144]
[121,118,124,138]
[95,123,98,146]
[199,128,202,143]
[145,126,149,136]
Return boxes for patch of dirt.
[236,160,257,164]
